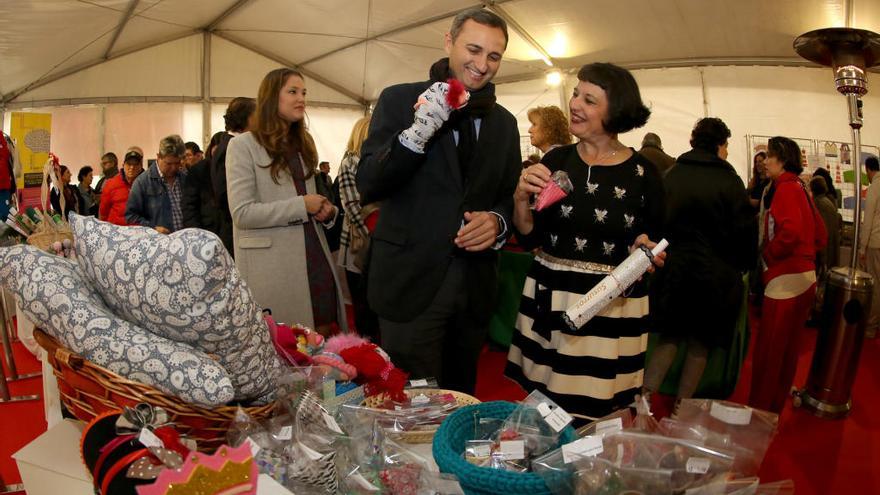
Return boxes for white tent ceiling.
[2,0,879,110]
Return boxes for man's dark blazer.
[357,80,522,323]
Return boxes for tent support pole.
[201,32,212,149]
[698,67,709,117]
[99,106,106,156]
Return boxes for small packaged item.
[632,395,659,433]
[534,170,574,211]
[499,390,574,459]
[532,436,606,495]
[406,377,439,389]
[673,399,778,477]
[463,440,494,466]
[226,407,289,484]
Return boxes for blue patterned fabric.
[69,213,282,402]
[0,244,235,406]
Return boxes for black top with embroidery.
[519,144,665,265]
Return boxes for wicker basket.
[26,157,74,251]
[362,388,480,444]
[34,328,275,452]
[27,229,74,251]
[432,401,578,495]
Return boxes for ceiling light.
[546,71,562,87]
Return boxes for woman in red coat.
[99,148,144,225]
[749,136,826,413]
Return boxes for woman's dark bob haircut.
[768,136,803,175]
[576,62,650,134]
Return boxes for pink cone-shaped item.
[534,170,574,211]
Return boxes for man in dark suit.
[357,8,521,393]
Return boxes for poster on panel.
[10,113,51,210]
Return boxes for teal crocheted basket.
[432,401,577,495]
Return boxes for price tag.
[561,436,604,463]
[471,444,491,457]
[411,393,431,405]
[138,428,164,449]
[595,417,623,434]
[499,440,525,460]
[323,411,344,434]
[710,402,752,425]
[537,402,573,432]
[276,425,293,440]
[409,379,429,387]
[686,457,711,474]
[244,437,261,456]
[350,472,381,491]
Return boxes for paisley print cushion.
[0,244,234,406]
[69,213,282,402]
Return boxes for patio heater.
[792,28,880,418]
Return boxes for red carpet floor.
[2,306,879,493]
[0,339,45,491]
[474,306,880,494]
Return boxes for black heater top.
[794,28,880,95]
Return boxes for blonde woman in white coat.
[227,68,347,335]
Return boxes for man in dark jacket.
[638,132,676,175]
[126,135,188,233]
[356,8,521,393]
[182,132,225,236]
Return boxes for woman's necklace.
[579,141,623,163]
[581,141,623,194]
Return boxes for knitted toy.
[340,343,409,401]
[311,352,357,381]
[322,333,369,355]
[266,316,324,366]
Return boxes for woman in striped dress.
[505,63,665,421]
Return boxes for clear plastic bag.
[533,441,597,494]
[284,389,346,494]
[285,440,340,494]
[673,399,779,477]
[339,404,422,435]
[290,389,346,441]
[226,407,289,484]
[596,431,736,493]
[571,456,674,495]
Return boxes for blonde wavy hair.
[527,106,572,148]
[346,115,372,156]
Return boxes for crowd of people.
[42,7,866,423]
